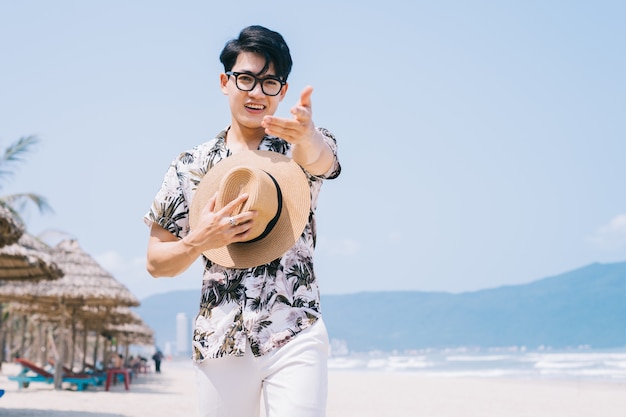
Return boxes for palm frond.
[0,135,40,187]
[0,136,39,173]
[0,193,53,215]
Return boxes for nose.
[248,81,265,97]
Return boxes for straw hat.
[189,150,310,268]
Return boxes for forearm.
[146,226,203,277]
[291,129,334,176]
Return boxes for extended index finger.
[218,193,249,216]
[297,86,314,109]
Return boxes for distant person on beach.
[112,353,124,369]
[145,25,340,417]
[152,349,164,373]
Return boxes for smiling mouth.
[245,103,266,111]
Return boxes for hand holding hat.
[187,191,257,251]
[190,150,311,269]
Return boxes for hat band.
[245,172,283,244]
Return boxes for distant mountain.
[135,261,626,352]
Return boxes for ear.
[220,73,229,95]
[278,82,288,102]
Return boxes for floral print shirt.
[144,128,340,361]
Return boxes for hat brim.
[189,150,311,269]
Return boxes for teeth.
[246,104,265,110]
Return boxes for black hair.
[219,25,293,81]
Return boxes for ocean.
[327,346,626,382]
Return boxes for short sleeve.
[143,156,191,239]
[313,127,341,180]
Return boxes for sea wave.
[328,347,626,382]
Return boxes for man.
[151,350,163,373]
[145,26,340,417]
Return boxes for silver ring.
[228,217,237,227]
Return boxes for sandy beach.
[2,359,626,417]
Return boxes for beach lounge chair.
[64,365,106,386]
[47,359,106,386]
[8,358,99,391]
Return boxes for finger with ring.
[228,217,237,227]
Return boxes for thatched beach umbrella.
[7,303,147,370]
[0,233,62,369]
[80,305,143,327]
[0,238,139,307]
[0,238,140,388]
[0,203,24,248]
[78,305,147,368]
[0,233,63,282]
[104,320,155,352]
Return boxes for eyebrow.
[231,68,281,80]
[236,69,280,79]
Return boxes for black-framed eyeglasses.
[226,71,286,96]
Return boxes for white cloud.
[96,250,144,273]
[589,214,626,250]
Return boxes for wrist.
[293,130,324,164]
[181,235,202,260]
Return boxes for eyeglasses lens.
[233,73,282,96]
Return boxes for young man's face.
[220,52,288,131]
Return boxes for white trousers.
[194,319,329,417]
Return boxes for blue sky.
[1,1,625,300]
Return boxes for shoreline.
[2,360,626,417]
